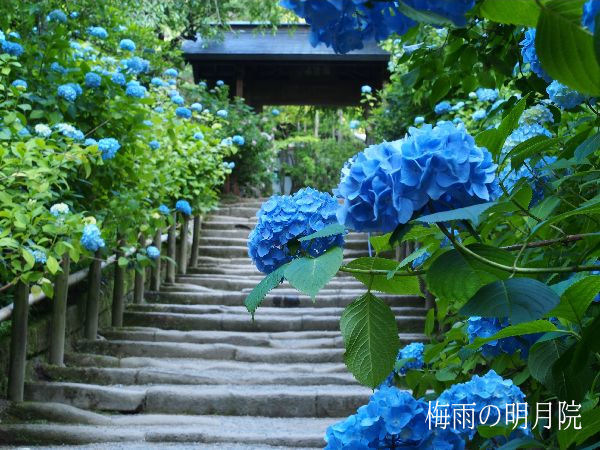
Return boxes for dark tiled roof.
[182,24,389,62]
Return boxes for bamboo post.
[8,281,29,401]
[150,228,162,291]
[177,217,189,275]
[49,254,70,366]
[111,235,126,327]
[133,233,145,304]
[84,250,102,340]
[166,213,177,283]
[189,216,201,269]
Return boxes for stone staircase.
[0,199,427,449]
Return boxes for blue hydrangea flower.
[55,123,84,140]
[11,79,27,90]
[475,87,499,102]
[397,342,425,375]
[434,100,451,115]
[500,155,557,205]
[467,316,539,359]
[84,138,97,146]
[503,123,553,154]
[18,128,30,137]
[436,370,529,440]
[88,26,108,39]
[349,119,360,129]
[248,188,344,274]
[27,248,47,264]
[335,122,497,232]
[471,109,487,121]
[8,32,20,40]
[84,72,101,88]
[520,103,554,125]
[57,83,81,102]
[194,131,204,140]
[50,62,66,74]
[149,140,160,150]
[50,203,70,217]
[171,95,184,105]
[111,72,126,86]
[34,124,52,137]
[98,138,121,160]
[146,246,160,260]
[220,137,233,146]
[158,204,170,215]
[125,82,147,98]
[168,79,176,85]
[520,28,552,82]
[70,11,79,19]
[175,200,192,216]
[198,81,207,88]
[143,120,152,127]
[361,85,372,94]
[546,80,586,110]
[452,101,465,111]
[176,107,191,119]
[155,106,164,113]
[232,135,245,146]
[414,116,425,125]
[583,0,600,32]
[228,162,235,169]
[122,56,150,74]
[191,103,203,112]
[164,68,178,78]
[80,224,105,252]
[1,40,24,57]
[119,39,136,51]
[271,108,280,116]
[151,77,165,87]
[216,79,225,86]
[168,89,180,98]
[216,109,228,118]
[47,9,67,23]
[0,30,4,41]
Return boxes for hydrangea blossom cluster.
[28,248,47,264]
[175,200,192,216]
[397,342,425,374]
[88,26,108,39]
[520,28,552,82]
[546,80,586,110]
[520,103,554,125]
[85,138,97,147]
[125,81,146,98]
[50,62,66,74]
[47,9,67,23]
[171,95,184,105]
[80,224,105,252]
[55,123,84,140]
[176,107,192,118]
[232,135,245,146]
[216,109,228,118]
[467,316,539,358]
[146,246,160,260]
[158,204,170,215]
[11,79,27,90]
[58,83,82,102]
[85,72,101,88]
[149,140,160,150]
[50,203,70,217]
[434,100,451,115]
[191,103,203,112]
[361,85,372,94]
[335,122,497,232]
[151,77,165,87]
[216,80,225,86]
[98,138,121,160]
[349,119,360,129]
[503,123,553,154]
[583,0,600,32]
[500,155,557,205]
[471,109,487,121]
[34,124,52,138]
[194,131,204,140]
[1,39,24,57]
[271,108,280,116]
[122,56,150,74]
[475,88,499,102]
[111,72,126,86]
[248,188,344,274]
[414,116,425,125]
[164,68,178,78]
[119,39,136,51]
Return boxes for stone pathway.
[0,199,426,449]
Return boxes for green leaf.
[574,131,600,162]
[466,320,561,350]
[340,293,400,388]
[426,244,514,305]
[396,0,457,26]
[22,248,35,270]
[479,0,541,27]
[298,223,346,242]
[284,246,343,299]
[505,136,561,169]
[424,308,435,336]
[118,257,129,267]
[460,278,560,324]
[549,275,600,324]
[389,246,431,278]
[46,256,60,275]
[346,257,421,295]
[476,96,528,156]
[370,233,393,254]
[558,409,600,448]
[528,337,570,386]
[414,202,497,226]
[536,0,600,96]
[244,264,286,317]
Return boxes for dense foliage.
[245,0,600,448]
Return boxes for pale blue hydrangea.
[361,85,372,94]
[194,131,204,140]
[398,342,425,374]
[168,89,180,98]
[146,246,160,260]
[171,95,184,105]
[11,79,27,90]
[143,120,152,126]
[191,103,203,112]
[335,122,497,232]
[125,82,146,98]
[50,62,66,74]
[84,138,97,146]
[451,101,465,111]
[503,123,553,154]
[475,87,499,102]
[349,119,360,129]
[55,123,84,140]
[88,26,108,39]
[583,0,600,32]
[248,188,344,274]
[151,77,165,87]
[227,162,235,169]
[70,11,79,19]
[98,138,121,160]
[158,204,170,215]
[471,109,487,121]
[111,72,126,86]
[1,40,24,57]
[34,124,52,137]
[154,106,164,113]
[232,135,245,146]
[414,116,425,125]
[84,72,101,88]
[80,224,105,252]
[434,100,451,115]
[57,83,81,102]
[122,56,150,74]
[0,30,4,41]
[198,81,207,88]
[271,108,280,116]
[520,28,552,82]
[18,128,30,137]
[47,10,67,23]
[175,200,192,216]
[50,203,70,217]
[8,32,20,39]
[168,79,176,85]
[175,107,191,118]
[221,137,233,146]
[164,68,178,78]
[520,103,554,125]
[216,109,228,118]
[119,39,136,51]
[467,316,539,359]
[28,248,47,264]
[453,117,463,124]
[546,80,586,110]
[149,140,160,150]
[216,79,225,86]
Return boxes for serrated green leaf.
[528,337,569,386]
[479,0,541,27]
[244,264,287,317]
[346,257,421,295]
[298,223,345,242]
[549,275,600,324]
[414,202,497,226]
[284,246,343,299]
[46,255,60,275]
[505,136,561,169]
[574,131,600,162]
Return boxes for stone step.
[193,255,365,265]
[123,311,425,333]
[186,264,360,278]
[76,340,347,363]
[214,205,261,217]
[99,328,425,349]
[41,364,359,387]
[145,290,425,308]
[198,228,369,241]
[198,236,370,250]
[196,245,369,259]
[204,215,258,224]
[24,382,372,417]
[1,406,332,447]
[201,221,256,231]
[177,274,366,290]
